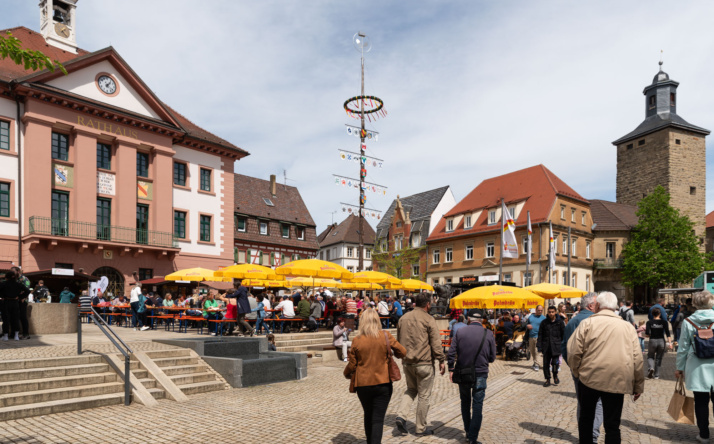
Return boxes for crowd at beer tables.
[81,282,421,337]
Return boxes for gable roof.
[427,165,587,242]
[375,186,451,240]
[318,214,375,248]
[234,174,315,226]
[0,26,246,155]
[590,200,638,231]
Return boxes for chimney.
[270,174,277,197]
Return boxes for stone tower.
[613,62,710,242]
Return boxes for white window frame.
[508,206,515,219]
[562,238,568,255]
[488,210,496,225]
[582,211,587,226]
[586,241,591,259]
[522,236,530,255]
[562,271,568,285]
[412,264,419,276]
[465,215,472,229]
[572,273,577,288]
[297,226,305,240]
[524,271,533,286]
[445,247,453,263]
[446,219,454,232]
[571,208,576,222]
[347,265,354,273]
[571,238,577,257]
[606,242,615,258]
[560,205,565,219]
[465,244,473,260]
[486,242,495,258]
[411,233,421,248]
[586,275,591,291]
[503,272,512,282]
[347,246,354,258]
[395,236,402,250]
[365,249,371,259]
[433,249,440,264]
[259,221,268,235]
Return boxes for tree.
[371,246,425,280]
[622,186,708,300]
[0,31,66,74]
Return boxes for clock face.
[97,75,117,95]
[54,23,70,38]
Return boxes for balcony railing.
[29,216,178,248]
[593,258,623,269]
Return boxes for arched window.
[92,266,125,298]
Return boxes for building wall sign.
[52,268,74,276]
[137,180,152,200]
[53,163,73,188]
[97,171,115,195]
[77,115,139,139]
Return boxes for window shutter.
[257,250,263,265]
[234,247,238,264]
[247,249,252,264]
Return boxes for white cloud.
[4,0,714,232]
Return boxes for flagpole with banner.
[499,198,504,285]
[548,222,555,283]
[500,199,519,285]
[526,211,532,285]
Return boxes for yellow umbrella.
[525,283,587,300]
[345,270,401,285]
[449,285,545,310]
[288,277,343,288]
[340,281,384,290]
[166,267,225,282]
[240,278,287,288]
[214,264,279,280]
[276,259,353,280]
[386,279,433,292]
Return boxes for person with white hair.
[567,292,644,443]
[675,290,714,443]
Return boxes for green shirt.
[297,299,311,318]
[203,299,219,317]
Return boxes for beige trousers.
[528,337,542,367]
[398,364,435,434]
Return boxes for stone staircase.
[275,329,397,364]
[0,355,126,421]
[136,349,225,396]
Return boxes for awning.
[0,261,16,271]
[23,269,99,281]
[658,287,702,295]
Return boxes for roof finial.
[659,50,664,70]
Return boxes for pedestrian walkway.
[0,329,710,443]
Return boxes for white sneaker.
[140,326,150,331]
[695,436,709,443]
[1,334,7,341]
[210,332,217,336]
[134,327,138,331]
[14,333,19,341]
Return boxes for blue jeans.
[255,318,270,334]
[130,302,141,328]
[459,376,487,442]
[639,337,645,352]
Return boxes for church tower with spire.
[613,62,710,242]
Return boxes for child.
[636,320,646,353]
[266,333,276,351]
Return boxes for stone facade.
[616,128,706,241]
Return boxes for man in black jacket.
[1,271,30,341]
[447,310,496,444]
[537,305,565,387]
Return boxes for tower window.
[649,95,655,108]
[675,139,681,145]
[626,143,633,149]
[638,139,645,146]
[690,187,696,195]
[670,93,676,106]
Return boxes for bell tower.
[613,62,710,242]
[39,0,78,54]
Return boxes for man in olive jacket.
[395,292,445,437]
[568,292,644,443]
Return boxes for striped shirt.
[79,294,92,313]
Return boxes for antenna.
[329,210,337,224]
[282,169,296,188]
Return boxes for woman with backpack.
[675,291,714,443]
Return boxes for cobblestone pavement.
[0,320,712,443]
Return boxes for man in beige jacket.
[395,292,446,437]
[567,291,644,443]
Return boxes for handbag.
[452,327,488,385]
[685,318,714,359]
[384,331,402,382]
[667,377,695,424]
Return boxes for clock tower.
[39,0,78,54]
[613,62,710,243]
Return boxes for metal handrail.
[29,216,178,248]
[78,308,133,406]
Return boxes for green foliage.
[0,31,67,74]
[371,245,424,280]
[622,186,707,290]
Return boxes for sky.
[3,0,714,233]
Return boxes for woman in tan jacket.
[344,308,406,444]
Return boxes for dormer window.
[488,210,496,225]
[446,219,454,232]
[465,215,472,229]
[263,198,274,206]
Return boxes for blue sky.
[3,1,714,232]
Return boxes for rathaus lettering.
[77,116,139,139]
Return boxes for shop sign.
[137,180,152,200]
[53,163,74,188]
[479,275,499,282]
[97,172,115,195]
[52,268,74,276]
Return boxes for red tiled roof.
[428,165,587,242]
[707,211,714,229]
[591,200,638,231]
[0,27,246,155]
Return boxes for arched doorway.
[92,266,125,298]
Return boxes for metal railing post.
[124,355,131,406]
[77,313,82,355]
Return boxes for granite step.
[0,355,104,372]
[168,372,216,386]
[160,364,209,377]
[0,382,124,408]
[0,393,125,421]
[151,356,198,367]
[0,372,118,396]
[143,349,192,359]
[0,363,111,383]
[176,380,224,396]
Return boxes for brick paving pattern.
[0,324,712,443]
